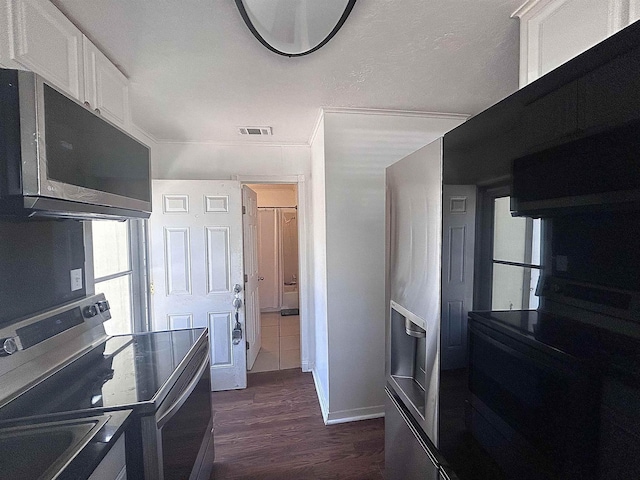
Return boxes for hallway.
[210,369,385,479]
[250,312,301,372]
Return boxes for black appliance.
[435,18,640,480]
[438,277,640,480]
[0,68,151,220]
[0,294,214,480]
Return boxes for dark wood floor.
[210,369,385,480]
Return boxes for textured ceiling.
[52,0,525,144]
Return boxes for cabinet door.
[599,376,640,480]
[87,435,126,480]
[578,45,640,131]
[83,36,130,128]
[514,0,632,86]
[0,1,22,68]
[521,81,578,150]
[8,0,84,99]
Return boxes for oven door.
[467,320,598,479]
[142,343,213,480]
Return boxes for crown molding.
[320,107,469,120]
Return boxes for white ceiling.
[52,0,525,145]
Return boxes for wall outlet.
[70,268,83,291]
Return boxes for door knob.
[258,276,264,281]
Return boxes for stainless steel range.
[0,293,214,480]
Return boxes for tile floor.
[249,312,301,372]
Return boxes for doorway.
[246,183,301,373]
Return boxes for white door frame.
[233,174,311,372]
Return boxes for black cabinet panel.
[599,375,640,480]
[444,22,640,188]
[522,81,578,149]
[579,45,640,131]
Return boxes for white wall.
[153,143,309,179]
[315,109,467,424]
[150,110,467,424]
[310,118,329,417]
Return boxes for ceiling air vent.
[238,126,273,136]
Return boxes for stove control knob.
[84,304,99,318]
[0,337,18,356]
[97,300,110,312]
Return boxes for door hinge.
[242,206,246,214]
[149,282,155,295]
[244,274,248,283]
[246,342,250,351]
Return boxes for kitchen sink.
[0,415,109,479]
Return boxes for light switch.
[70,268,83,291]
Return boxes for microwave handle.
[157,354,209,429]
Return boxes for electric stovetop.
[0,328,206,421]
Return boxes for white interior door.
[242,186,261,370]
[258,208,279,310]
[149,180,246,390]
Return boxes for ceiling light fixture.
[235,0,357,57]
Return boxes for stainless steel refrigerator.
[385,137,476,480]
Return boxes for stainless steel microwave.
[0,68,151,220]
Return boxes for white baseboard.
[325,405,385,425]
[311,368,329,424]
[301,360,312,372]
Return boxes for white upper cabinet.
[513,0,640,86]
[1,0,131,130]
[6,0,84,99]
[83,36,130,128]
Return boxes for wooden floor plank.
[210,369,385,479]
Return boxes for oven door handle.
[157,353,210,429]
[468,322,576,376]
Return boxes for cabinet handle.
[95,108,101,115]
[84,101,91,108]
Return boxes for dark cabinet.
[579,45,640,131]
[521,81,578,150]
[599,375,640,480]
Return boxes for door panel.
[150,180,246,390]
[258,209,279,310]
[386,138,443,444]
[10,0,84,99]
[242,186,261,370]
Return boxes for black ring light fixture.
[235,0,357,58]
